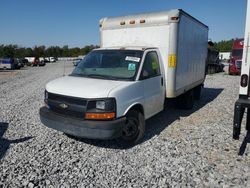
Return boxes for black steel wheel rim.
[121,117,139,140]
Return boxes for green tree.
[25,48,33,57]
[214,39,234,52]
[0,44,99,58]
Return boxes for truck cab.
[40,47,165,146]
[229,38,244,75]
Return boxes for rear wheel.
[194,85,202,100]
[177,89,194,110]
[116,110,145,148]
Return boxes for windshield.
[232,49,243,57]
[71,50,143,80]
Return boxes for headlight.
[96,101,105,110]
[85,98,116,120]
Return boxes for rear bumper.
[39,106,125,140]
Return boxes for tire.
[212,66,215,74]
[64,133,78,139]
[207,67,211,74]
[116,110,145,148]
[194,85,202,100]
[177,89,194,110]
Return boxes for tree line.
[0,39,237,58]
[213,39,234,52]
[0,45,99,58]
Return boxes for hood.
[46,76,127,98]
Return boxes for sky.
[0,0,248,48]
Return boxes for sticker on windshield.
[125,56,140,62]
[128,63,136,71]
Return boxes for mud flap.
[233,99,250,139]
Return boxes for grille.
[50,106,84,119]
[48,92,87,106]
[47,92,86,119]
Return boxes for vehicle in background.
[72,59,81,66]
[219,52,231,61]
[39,59,46,66]
[25,57,35,66]
[19,58,29,66]
[43,59,50,63]
[49,57,56,62]
[0,58,23,70]
[233,0,250,140]
[13,58,22,69]
[42,58,50,63]
[40,9,208,146]
[32,57,40,66]
[72,56,85,66]
[229,38,244,75]
[206,41,224,74]
[0,58,15,70]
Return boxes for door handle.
[161,77,163,86]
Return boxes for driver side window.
[140,51,160,80]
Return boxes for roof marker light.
[140,19,146,24]
[171,17,179,21]
[129,20,135,24]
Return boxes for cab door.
[139,50,165,118]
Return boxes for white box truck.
[233,0,250,139]
[40,9,208,146]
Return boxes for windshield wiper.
[87,74,118,80]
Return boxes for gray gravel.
[0,62,249,187]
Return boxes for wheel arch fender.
[123,103,144,117]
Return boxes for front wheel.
[116,110,145,148]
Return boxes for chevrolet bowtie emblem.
[59,103,68,109]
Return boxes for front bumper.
[39,106,125,140]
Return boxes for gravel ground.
[0,62,249,187]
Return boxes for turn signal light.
[241,74,248,87]
[85,112,116,120]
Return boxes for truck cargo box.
[100,9,208,98]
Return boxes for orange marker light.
[171,17,179,21]
[129,20,135,24]
[140,19,146,23]
[85,112,116,120]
